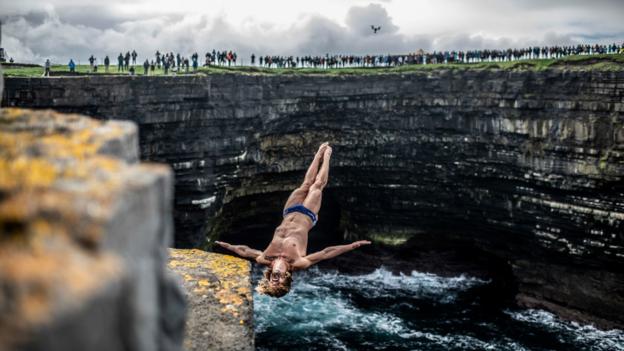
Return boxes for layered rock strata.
[3,67,624,327]
[168,249,254,351]
[0,108,185,351]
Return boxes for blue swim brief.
[283,204,317,226]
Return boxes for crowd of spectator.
[70,49,239,75]
[253,43,624,69]
[205,50,238,66]
[47,42,623,77]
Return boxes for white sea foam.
[254,266,492,350]
[398,331,530,351]
[297,266,488,302]
[255,284,410,337]
[506,309,624,351]
[254,267,624,351]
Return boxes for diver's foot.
[323,146,332,160]
[315,142,329,158]
[318,142,329,152]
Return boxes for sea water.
[253,266,624,351]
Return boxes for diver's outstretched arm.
[215,241,263,260]
[295,240,371,269]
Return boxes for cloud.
[0,1,622,64]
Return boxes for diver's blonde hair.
[256,268,292,298]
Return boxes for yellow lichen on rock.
[168,249,252,317]
[168,248,254,351]
[0,109,132,195]
[0,157,58,189]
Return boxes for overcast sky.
[1,0,623,64]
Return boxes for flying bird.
[371,25,381,34]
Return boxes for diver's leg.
[303,146,332,214]
[283,188,308,212]
[283,143,329,211]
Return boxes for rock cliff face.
[0,108,186,351]
[4,68,624,328]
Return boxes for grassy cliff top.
[3,54,624,78]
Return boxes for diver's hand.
[350,240,371,249]
[214,241,232,249]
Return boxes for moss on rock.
[168,248,254,351]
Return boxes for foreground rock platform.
[0,108,185,351]
[168,249,254,351]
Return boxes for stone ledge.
[168,249,254,351]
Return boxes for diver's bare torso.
[257,213,312,269]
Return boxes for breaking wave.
[506,309,624,351]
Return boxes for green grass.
[1,64,174,77]
[3,54,624,78]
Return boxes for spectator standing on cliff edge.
[89,55,97,73]
[190,52,198,72]
[104,55,110,72]
[43,59,51,77]
[117,53,124,72]
[216,143,371,297]
[164,59,170,75]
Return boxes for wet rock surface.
[168,249,254,351]
[0,108,184,351]
[4,69,624,328]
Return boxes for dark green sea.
[253,267,624,351]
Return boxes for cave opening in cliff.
[213,184,517,302]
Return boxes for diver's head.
[256,257,292,298]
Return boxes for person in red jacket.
[216,143,370,297]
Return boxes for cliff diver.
[215,143,371,297]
